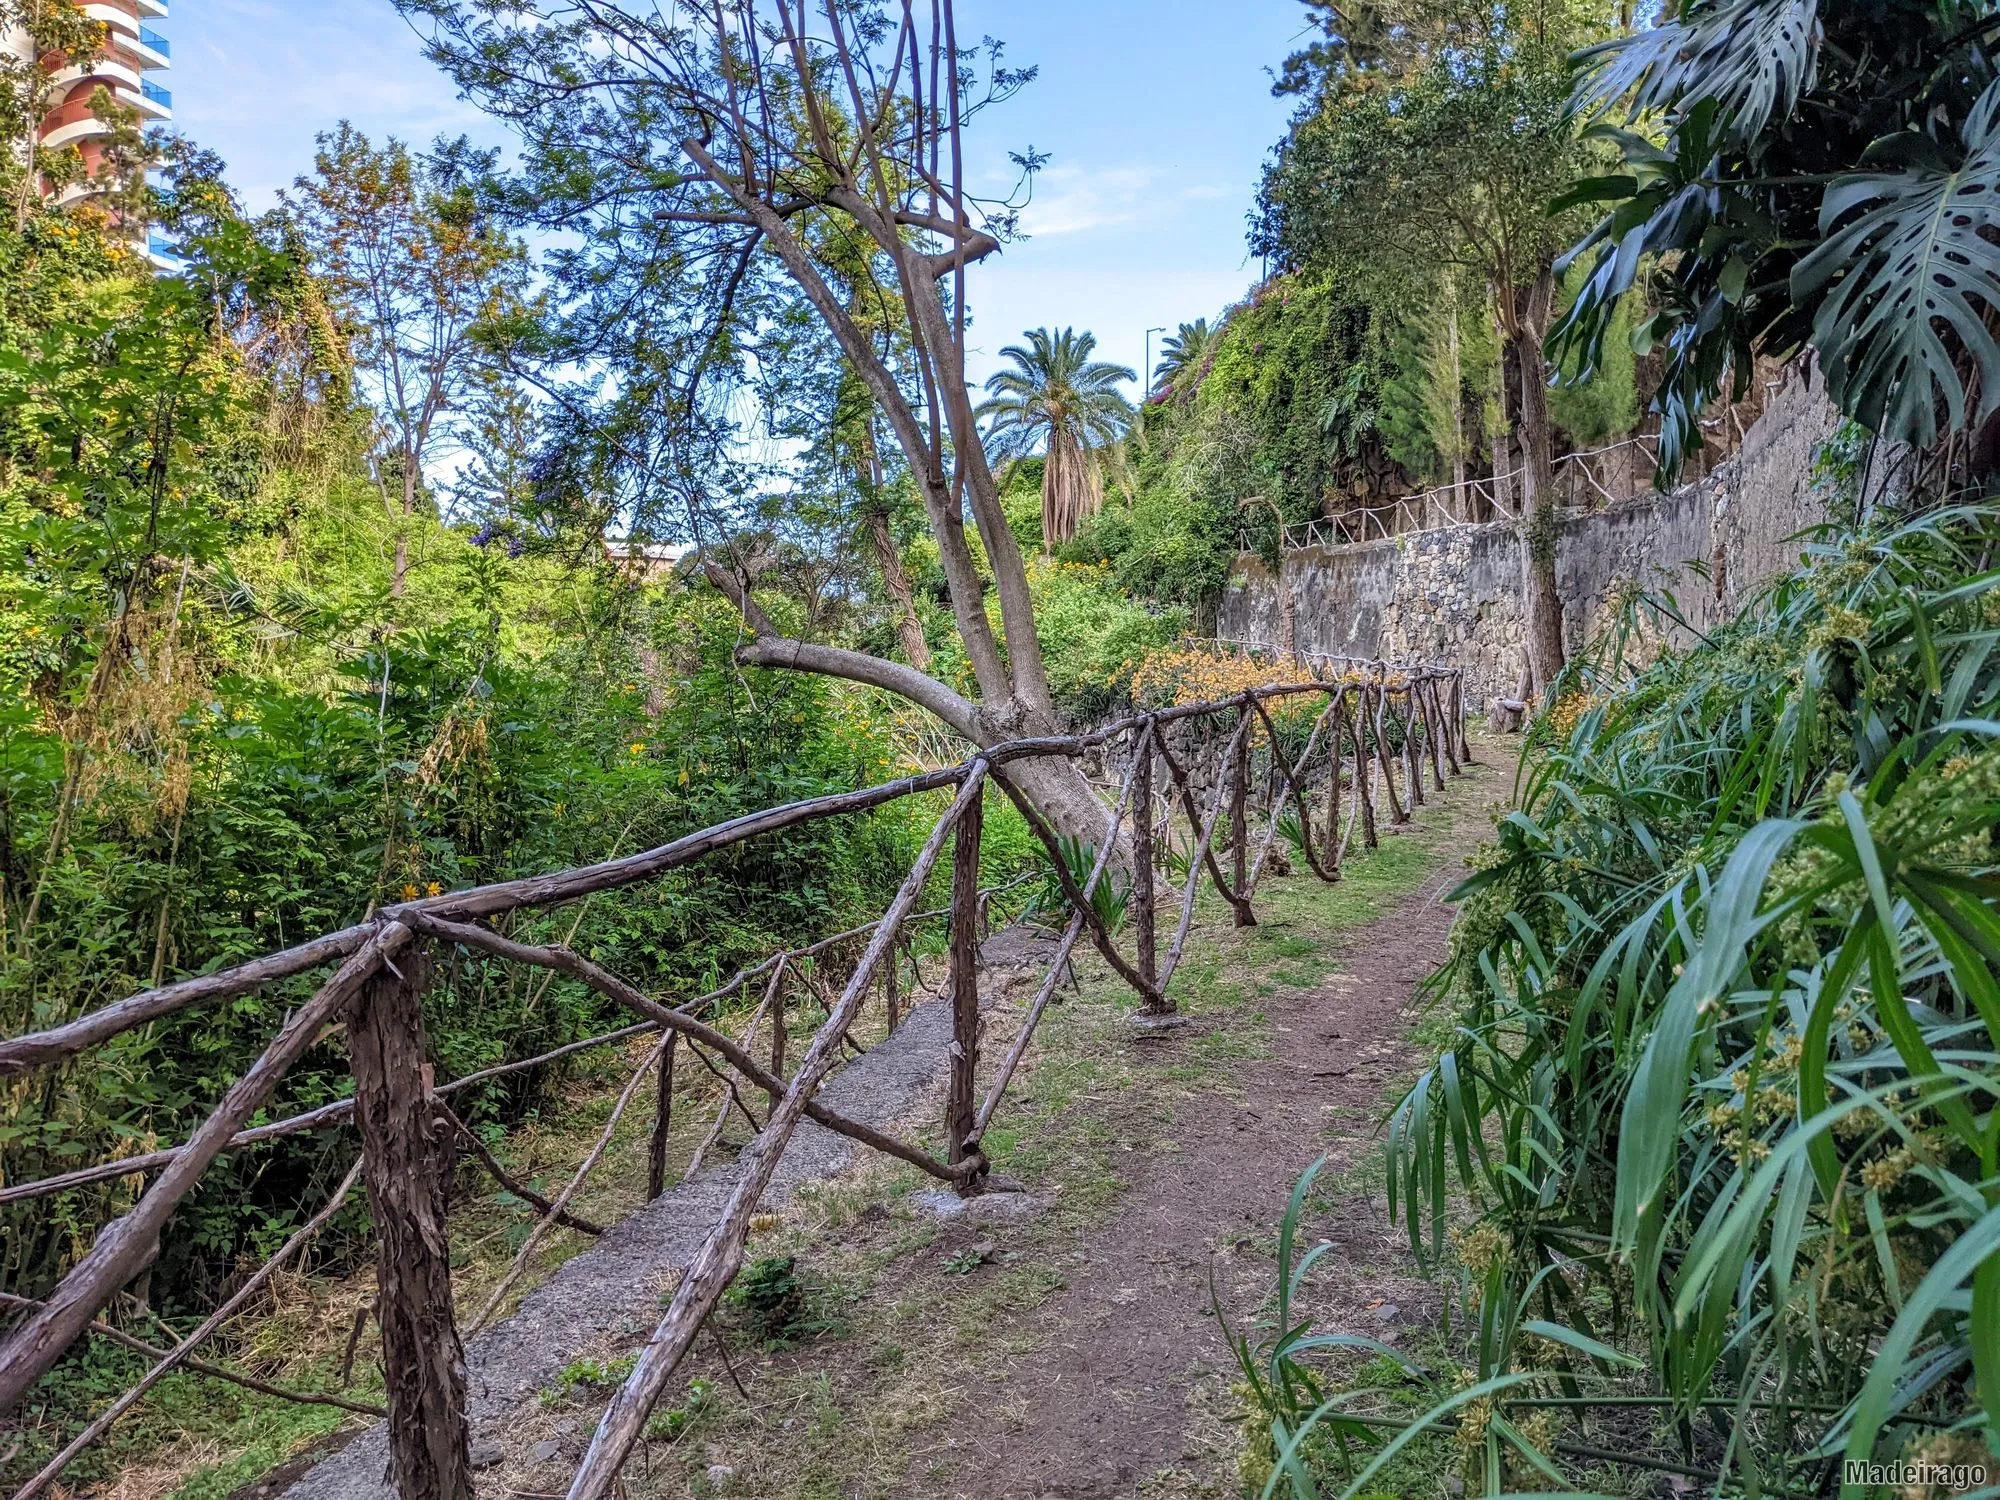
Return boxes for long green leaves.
[1373,506,2000,1491]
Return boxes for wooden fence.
[0,667,1472,1500]
[1274,435,1662,551]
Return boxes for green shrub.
[1365,504,2000,1491]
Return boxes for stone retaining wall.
[1217,362,1845,706]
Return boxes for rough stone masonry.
[1218,361,1850,708]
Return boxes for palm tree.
[976,328,1136,548]
[1151,318,1216,395]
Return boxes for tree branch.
[409,915,983,1187]
[703,561,981,737]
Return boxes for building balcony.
[135,0,168,16]
[53,57,144,92]
[136,79,171,117]
[81,3,141,39]
[42,115,111,152]
[132,28,169,68]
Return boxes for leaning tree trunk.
[1510,270,1565,702]
[864,506,931,671]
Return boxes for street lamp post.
[1143,326,1165,398]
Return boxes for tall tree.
[976,327,1137,547]
[279,125,530,598]
[1151,318,1216,395]
[396,0,1120,843]
[1257,0,1609,696]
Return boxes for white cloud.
[1010,163,1234,240]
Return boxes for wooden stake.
[1355,688,1379,850]
[0,924,409,1412]
[946,790,983,1187]
[885,946,901,1032]
[648,1029,678,1200]
[1325,690,1346,871]
[346,943,473,1500]
[1230,704,1256,927]
[1403,689,1427,810]
[1132,723,1157,994]
[770,968,786,1087]
[1375,684,1410,824]
[1431,677,1460,778]
[565,773,988,1500]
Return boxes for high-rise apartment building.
[5,0,171,205]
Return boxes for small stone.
[533,1440,563,1464]
[706,1463,736,1492]
[555,1421,578,1437]
[468,1439,505,1470]
[1372,1302,1400,1322]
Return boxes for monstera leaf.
[1795,78,2000,448]
[1572,0,1821,147]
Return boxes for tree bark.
[1511,267,1566,701]
[346,944,472,1500]
[864,506,931,671]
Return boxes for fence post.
[1430,678,1460,779]
[1453,671,1475,764]
[1402,688,1427,810]
[1354,687,1378,849]
[1230,704,1255,928]
[1325,689,1346,870]
[1425,679,1450,787]
[1132,724,1159,999]
[345,944,472,1500]
[770,971,786,1086]
[1374,684,1410,825]
[648,1029,678,1200]
[946,785,984,1188]
[885,947,901,1033]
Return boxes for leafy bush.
[1021,559,1182,720]
[1352,505,2000,1492]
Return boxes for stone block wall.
[1217,362,1845,706]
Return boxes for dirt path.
[923,852,1479,1497]
[928,868,1468,1497]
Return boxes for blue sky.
[170,0,1310,392]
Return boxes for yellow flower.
[400,883,420,901]
[629,741,647,755]
[425,881,443,897]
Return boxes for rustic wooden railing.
[0,669,1472,1500]
[1271,434,1662,552]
